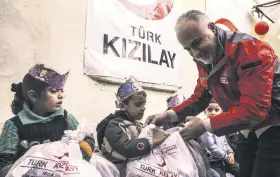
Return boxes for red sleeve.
[172,67,212,122]
[211,40,275,136]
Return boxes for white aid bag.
[6,126,102,177]
[90,153,120,177]
[126,125,199,177]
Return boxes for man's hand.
[179,116,207,140]
[151,131,169,148]
[226,152,235,164]
[145,112,171,126]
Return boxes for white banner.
[84,0,186,87]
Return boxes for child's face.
[204,103,222,118]
[33,87,64,114]
[123,92,146,120]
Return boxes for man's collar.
[212,26,227,67]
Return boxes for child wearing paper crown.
[167,94,186,110]
[163,94,186,130]
[0,64,95,176]
[96,76,168,177]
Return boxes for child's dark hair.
[11,74,49,115]
[209,98,217,104]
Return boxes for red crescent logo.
[119,0,174,20]
[53,152,69,160]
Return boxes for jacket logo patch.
[137,143,145,150]
[220,77,229,84]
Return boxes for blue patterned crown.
[167,94,186,108]
[116,76,144,107]
[28,64,69,89]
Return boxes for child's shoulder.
[4,116,20,127]
[1,116,19,135]
[105,113,125,126]
[109,110,128,120]
[97,111,127,131]
[108,112,134,126]
[0,117,20,155]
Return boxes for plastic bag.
[126,125,199,177]
[6,127,101,177]
[90,153,120,177]
[184,140,211,177]
[162,126,211,177]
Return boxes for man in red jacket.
[147,10,280,177]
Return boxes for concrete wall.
[0,0,205,133]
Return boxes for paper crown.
[167,94,186,108]
[116,76,144,106]
[28,64,69,89]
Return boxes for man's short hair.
[177,10,208,23]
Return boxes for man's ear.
[27,90,39,102]
[208,22,217,34]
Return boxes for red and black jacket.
[172,27,280,136]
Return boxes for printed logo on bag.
[220,77,229,84]
[277,81,280,87]
[20,156,80,176]
[157,156,166,167]
[53,161,79,172]
[134,162,181,177]
[137,142,145,150]
[154,144,177,156]
[53,152,69,160]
